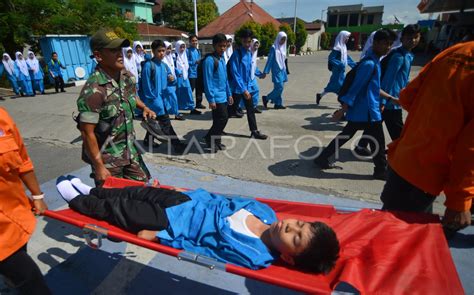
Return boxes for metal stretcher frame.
[43,177,464,294]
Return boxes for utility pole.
[293,0,298,33]
[193,0,198,36]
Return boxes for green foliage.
[162,0,218,33]
[320,32,332,50]
[295,19,307,53]
[234,21,277,56]
[278,23,295,46]
[0,0,138,54]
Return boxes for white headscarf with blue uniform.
[250,38,260,80]
[2,53,14,76]
[174,40,189,80]
[15,52,29,76]
[163,41,176,78]
[273,31,287,70]
[333,30,351,66]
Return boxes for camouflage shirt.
[77,66,139,168]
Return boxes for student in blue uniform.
[163,41,184,121]
[314,29,398,180]
[316,31,356,104]
[26,51,45,95]
[355,25,421,156]
[140,40,186,154]
[262,31,288,110]
[2,53,20,96]
[57,175,340,273]
[248,39,266,113]
[228,29,267,140]
[122,47,139,93]
[174,40,199,116]
[47,52,66,93]
[187,35,205,110]
[203,34,234,153]
[224,34,234,64]
[14,52,34,97]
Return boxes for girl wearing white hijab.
[162,41,183,120]
[122,47,139,85]
[174,40,195,115]
[26,51,45,94]
[316,30,356,104]
[14,52,34,96]
[133,41,145,74]
[240,38,266,113]
[2,53,21,95]
[224,35,234,64]
[262,31,288,109]
[361,31,376,59]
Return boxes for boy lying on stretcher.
[56,176,340,273]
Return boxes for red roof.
[198,0,281,38]
[136,23,186,37]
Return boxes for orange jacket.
[388,42,474,212]
[0,107,36,261]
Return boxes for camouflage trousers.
[91,153,150,187]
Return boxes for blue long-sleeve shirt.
[48,59,64,77]
[203,54,231,104]
[140,58,168,116]
[157,189,278,269]
[229,47,252,94]
[186,47,201,79]
[380,47,414,110]
[339,52,382,122]
[263,47,288,84]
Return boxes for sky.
[214,0,430,25]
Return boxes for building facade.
[116,0,155,23]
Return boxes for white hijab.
[122,47,138,79]
[2,53,15,76]
[174,40,189,80]
[15,52,29,76]
[273,31,287,70]
[250,38,259,80]
[224,35,233,64]
[26,51,40,74]
[133,41,145,63]
[333,30,351,66]
[163,41,176,78]
[361,31,376,59]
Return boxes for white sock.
[320,91,327,97]
[70,178,92,195]
[57,180,80,202]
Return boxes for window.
[349,13,359,26]
[338,14,348,27]
[328,14,337,27]
[367,14,374,25]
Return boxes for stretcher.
[44,177,463,294]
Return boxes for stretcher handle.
[83,224,109,249]
[177,251,226,271]
[334,206,373,213]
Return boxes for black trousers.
[54,76,65,92]
[189,78,203,106]
[0,244,51,295]
[205,102,228,144]
[231,93,258,132]
[69,187,191,233]
[147,114,181,146]
[381,168,436,213]
[319,121,387,172]
[358,109,404,148]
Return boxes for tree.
[234,21,261,46]
[259,22,277,56]
[320,32,332,50]
[162,0,218,33]
[295,19,308,53]
[278,23,296,46]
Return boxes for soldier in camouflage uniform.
[77,28,156,186]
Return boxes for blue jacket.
[381,47,414,110]
[140,58,168,116]
[203,54,232,104]
[229,47,252,94]
[339,52,382,122]
[186,47,201,79]
[48,59,64,77]
[263,46,288,84]
[157,189,278,269]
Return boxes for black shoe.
[217,142,226,150]
[229,112,244,118]
[373,170,387,181]
[190,109,202,115]
[61,89,66,92]
[253,108,262,114]
[274,105,286,110]
[316,93,322,105]
[354,146,372,157]
[314,157,336,169]
[196,104,206,109]
[262,96,268,109]
[175,114,186,121]
[140,119,167,142]
[251,130,268,140]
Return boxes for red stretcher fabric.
[44,177,463,294]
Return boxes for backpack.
[196,53,219,95]
[337,57,376,102]
[226,48,242,82]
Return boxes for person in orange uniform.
[380,41,474,234]
[0,107,51,294]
